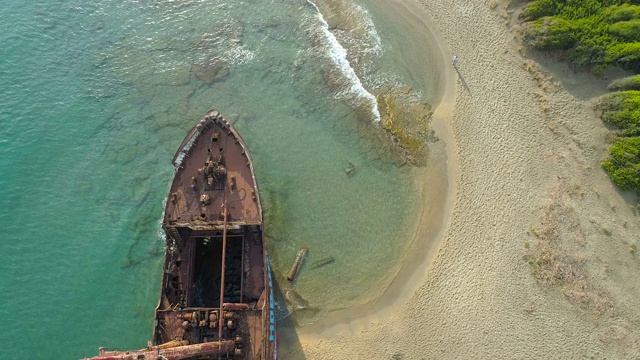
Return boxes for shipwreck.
[87,110,276,360]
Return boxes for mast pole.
[218,202,228,355]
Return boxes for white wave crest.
[306,0,381,122]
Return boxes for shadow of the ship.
[272,279,314,359]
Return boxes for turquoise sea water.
[0,1,434,358]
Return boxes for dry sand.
[289,0,640,358]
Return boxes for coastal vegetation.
[597,87,640,193]
[521,2,640,73]
[519,0,640,194]
[596,90,640,136]
[608,74,640,90]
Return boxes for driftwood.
[287,246,308,282]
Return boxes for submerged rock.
[376,86,433,166]
[193,57,230,84]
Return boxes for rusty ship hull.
[89,110,276,360]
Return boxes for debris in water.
[344,161,356,176]
[287,246,308,282]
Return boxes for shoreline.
[295,0,459,343]
[294,0,640,358]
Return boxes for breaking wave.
[306,0,381,122]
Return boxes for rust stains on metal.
[88,340,235,360]
[218,202,228,358]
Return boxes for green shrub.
[596,91,640,134]
[525,17,578,49]
[569,29,612,69]
[608,74,640,91]
[606,42,640,66]
[598,91,640,192]
[606,4,640,22]
[610,19,640,40]
[521,0,640,70]
[521,0,559,21]
[601,136,640,192]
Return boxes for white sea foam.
[366,72,407,92]
[354,3,382,57]
[200,21,255,67]
[225,45,255,65]
[306,0,381,122]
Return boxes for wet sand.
[292,0,640,358]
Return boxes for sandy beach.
[291,0,640,358]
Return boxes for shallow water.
[0,0,435,357]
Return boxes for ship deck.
[155,111,273,359]
[164,111,262,228]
